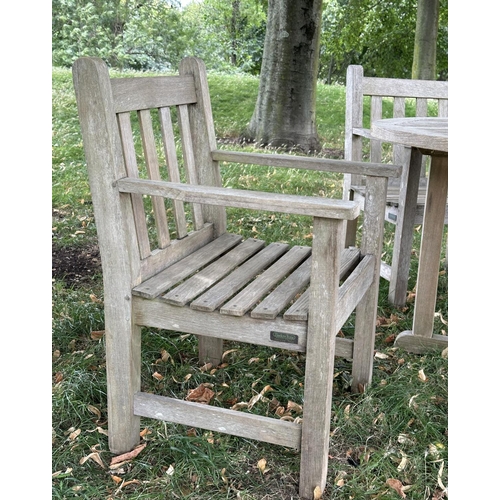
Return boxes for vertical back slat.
[117,112,152,259]
[416,97,428,117]
[138,109,171,248]
[392,97,407,165]
[438,99,448,117]
[158,106,188,239]
[369,96,382,162]
[178,104,205,230]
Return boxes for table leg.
[394,152,448,353]
[389,147,422,306]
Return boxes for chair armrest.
[117,178,360,220]
[211,150,401,179]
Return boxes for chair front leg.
[299,217,342,499]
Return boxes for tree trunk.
[412,0,440,80]
[244,0,322,152]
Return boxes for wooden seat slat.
[133,232,242,298]
[220,246,312,317]
[251,256,312,320]
[190,242,289,312]
[162,238,266,306]
[283,247,361,321]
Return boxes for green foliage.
[52,0,448,80]
[320,0,448,82]
[52,0,190,70]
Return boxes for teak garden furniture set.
[72,56,446,498]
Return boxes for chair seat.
[133,232,361,335]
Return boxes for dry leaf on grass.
[110,443,146,465]
[80,451,106,469]
[186,384,215,404]
[69,428,81,440]
[386,478,406,498]
[313,485,323,499]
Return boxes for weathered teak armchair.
[73,56,400,499]
[343,65,448,306]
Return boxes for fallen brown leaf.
[186,384,215,404]
[80,451,106,469]
[313,485,323,499]
[386,478,406,498]
[110,443,146,465]
[90,330,105,340]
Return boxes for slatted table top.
[371,117,448,153]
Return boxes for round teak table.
[371,117,448,353]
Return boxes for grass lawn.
[52,66,448,499]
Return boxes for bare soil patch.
[52,243,101,285]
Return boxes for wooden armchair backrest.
[344,65,448,187]
[73,57,226,287]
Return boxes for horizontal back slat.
[112,76,197,113]
[362,77,448,99]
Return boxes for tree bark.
[412,0,440,80]
[244,0,322,152]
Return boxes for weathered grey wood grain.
[212,150,400,178]
[351,176,388,391]
[388,147,423,305]
[180,57,227,239]
[73,57,142,454]
[299,217,342,497]
[134,392,301,448]
[138,223,214,283]
[178,104,204,230]
[133,295,356,359]
[344,64,448,308]
[336,255,375,328]
[117,178,361,220]
[371,117,448,153]
[158,106,188,239]
[133,232,242,298]
[111,75,197,113]
[191,242,289,312]
[412,154,447,338]
[220,246,311,317]
[362,75,448,99]
[283,247,361,321]
[117,112,151,259]
[138,108,171,248]
[394,331,448,354]
[251,255,312,320]
[162,238,265,306]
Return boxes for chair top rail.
[212,150,401,179]
[117,178,361,220]
[111,75,197,113]
[362,76,448,100]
